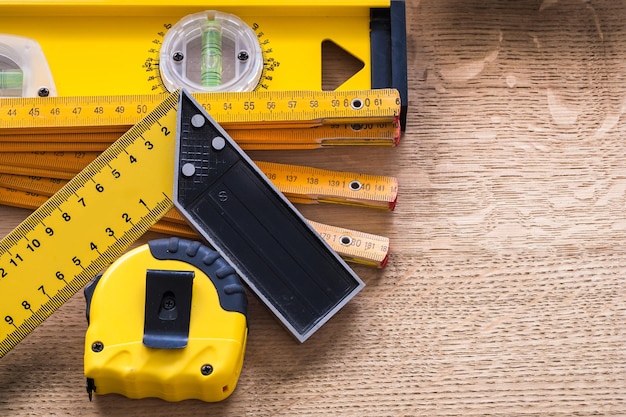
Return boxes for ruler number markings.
[318,231,388,253]
[1,108,170,336]
[1,222,64,332]
[1,90,399,133]
[1,95,181,356]
[3,98,158,128]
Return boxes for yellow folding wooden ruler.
[0,155,398,210]
[0,123,399,151]
[0,184,391,268]
[0,0,407,128]
[0,89,399,268]
[0,90,400,129]
[0,90,395,357]
[0,88,399,266]
[0,90,401,148]
[0,155,396,266]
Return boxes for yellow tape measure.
[0,89,400,132]
[83,237,249,402]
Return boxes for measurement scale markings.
[0,185,391,268]
[0,93,179,358]
[0,89,398,355]
[0,155,398,210]
[0,89,400,133]
[0,122,400,153]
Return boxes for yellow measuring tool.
[83,237,249,402]
[0,90,401,149]
[0,1,406,103]
[0,92,179,358]
[0,89,398,267]
[0,122,400,151]
[0,185,390,268]
[0,90,393,357]
[0,154,398,210]
[0,90,400,131]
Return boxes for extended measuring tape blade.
[173,90,364,343]
[0,92,180,358]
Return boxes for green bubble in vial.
[201,20,223,88]
[0,69,23,90]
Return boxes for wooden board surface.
[1,1,625,415]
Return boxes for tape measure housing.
[84,238,248,402]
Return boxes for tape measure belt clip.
[142,269,195,349]
[84,237,248,402]
[148,237,248,317]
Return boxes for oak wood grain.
[1,1,625,415]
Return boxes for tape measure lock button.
[160,11,263,93]
[84,237,248,402]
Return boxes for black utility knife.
[173,90,364,342]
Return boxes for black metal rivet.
[201,364,213,376]
[162,296,176,311]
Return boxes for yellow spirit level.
[0,1,408,127]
